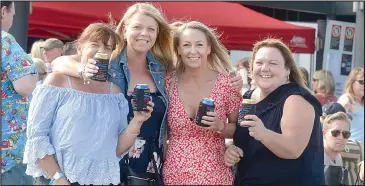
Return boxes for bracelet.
[216,122,227,134]
[78,64,90,84]
[126,128,140,136]
[78,64,85,79]
[49,172,65,185]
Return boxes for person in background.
[338,67,364,144]
[321,102,348,124]
[323,112,351,167]
[33,58,47,85]
[162,21,242,185]
[63,41,77,55]
[1,1,38,185]
[224,38,324,185]
[41,38,64,73]
[322,112,352,185]
[23,22,154,185]
[299,67,309,88]
[359,161,364,185]
[236,58,250,94]
[313,70,337,106]
[30,39,45,61]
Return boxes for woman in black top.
[224,38,325,185]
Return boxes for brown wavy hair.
[75,22,122,53]
[249,38,307,90]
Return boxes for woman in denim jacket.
[52,3,243,183]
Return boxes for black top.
[234,83,325,185]
[119,91,166,182]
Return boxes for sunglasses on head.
[356,80,364,85]
[331,130,351,139]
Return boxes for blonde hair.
[322,112,351,131]
[33,58,47,81]
[173,21,232,77]
[170,21,185,32]
[30,40,45,61]
[114,3,174,72]
[250,38,307,90]
[313,70,335,93]
[344,67,364,105]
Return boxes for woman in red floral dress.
[162,21,242,185]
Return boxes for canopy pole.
[309,53,315,89]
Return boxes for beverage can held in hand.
[90,52,109,82]
[237,99,256,126]
[131,84,151,111]
[195,98,215,127]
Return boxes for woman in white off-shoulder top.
[23,23,154,185]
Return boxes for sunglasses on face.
[331,130,351,139]
[313,78,318,82]
[356,80,364,85]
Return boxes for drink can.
[195,98,215,127]
[237,99,256,126]
[90,52,109,82]
[131,84,151,111]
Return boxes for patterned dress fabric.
[163,73,241,185]
[1,30,37,173]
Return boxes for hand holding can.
[131,84,151,111]
[90,52,109,82]
[195,98,215,127]
[237,99,256,127]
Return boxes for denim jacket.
[107,48,168,148]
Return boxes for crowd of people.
[2,1,364,185]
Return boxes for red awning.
[29,2,315,53]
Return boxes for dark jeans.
[1,163,33,185]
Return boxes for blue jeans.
[1,163,33,185]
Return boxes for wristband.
[49,172,65,185]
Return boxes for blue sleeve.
[23,85,61,176]
[117,96,130,158]
[2,32,37,82]
[107,56,127,94]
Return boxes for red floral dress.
[162,73,242,185]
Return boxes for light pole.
[353,1,364,68]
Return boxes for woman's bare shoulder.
[43,72,68,88]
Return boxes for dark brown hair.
[76,23,122,53]
[1,1,13,10]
